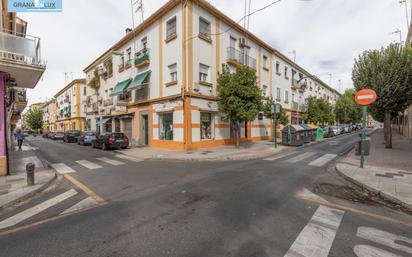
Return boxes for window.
[230,36,236,49]
[261,85,267,97]
[285,90,289,102]
[292,69,296,78]
[166,17,176,38]
[169,63,177,82]
[126,48,131,61]
[199,63,209,82]
[292,93,295,102]
[276,62,280,74]
[159,112,173,140]
[263,55,268,69]
[199,17,211,37]
[284,67,288,78]
[120,55,124,67]
[299,96,302,104]
[83,87,86,95]
[276,88,281,99]
[200,112,213,140]
[141,37,147,50]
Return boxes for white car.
[330,126,340,136]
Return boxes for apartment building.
[42,99,57,132]
[0,0,45,175]
[53,79,87,132]
[83,0,340,150]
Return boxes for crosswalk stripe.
[75,160,102,170]
[0,189,78,230]
[114,154,144,162]
[51,163,76,174]
[284,205,345,257]
[60,196,99,215]
[308,154,337,167]
[263,151,296,161]
[96,157,125,166]
[354,245,403,257]
[286,152,316,163]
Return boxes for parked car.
[323,126,334,138]
[53,131,64,140]
[78,131,96,145]
[92,132,129,150]
[47,131,55,138]
[343,124,350,133]
[330,126,340,136]
[63,130,81,143]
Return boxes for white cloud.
[19,0,407,104]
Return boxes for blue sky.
[19,0,407,105]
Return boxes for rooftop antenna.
[131,0,144,27]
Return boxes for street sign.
[271,103,282,149]
[354,88,378,169]
[271,103,282,114]
[355,89,377,106]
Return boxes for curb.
[335,162,412,212]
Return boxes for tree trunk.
[236,122,240,148]
[384,111,392,149]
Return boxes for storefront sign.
[8,0,62,12]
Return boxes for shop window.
[159,112,173,140]
[200,112,213,140]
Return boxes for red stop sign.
[355,89,377,106]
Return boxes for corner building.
[83,0,340,150]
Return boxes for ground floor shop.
[53,117,85,132]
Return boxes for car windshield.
[112,133,125,139]
[86,132,95,136]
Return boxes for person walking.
[15,129,24,150]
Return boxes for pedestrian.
[15,129,24,150]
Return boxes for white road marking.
[357,94,374,100]
[356,227,412,254]
[284,205,345,257]
[286,152,316,163]
[263,151,296,161]
[75,160,102,170]
[114,154,144,162]
[0,189,78,230]
[354,245,402,257]
[308,154,337,167]
[60,196,99,215]
[50,163,76,174]
[96,157,125,166]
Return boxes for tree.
[26,107,43,130]
[217,65,263,148]
[352,43,412,148]
[262,100,289,125]
[306,96,335,125]
[335,89,361,124]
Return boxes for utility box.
[308,124,317,141]
[282,125,305,146]
[300,124,312,143]
[355,137,371,156]
[316,127,324,141]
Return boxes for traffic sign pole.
[360,106,367,168]
[274,112,278,149]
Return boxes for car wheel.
[102,143,107,151]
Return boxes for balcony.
[134,84,149,102]
[291,79,307,92]
[0,30,45,88]
[103,98,114,107]
[134,48,150,68]
[299,104,307,112]
[226,47,256,70]
[291,101,299,111]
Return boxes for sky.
[19,0,408,105]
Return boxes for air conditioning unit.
[98,64,106,75]
[239,37,246,47]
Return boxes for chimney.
[125,28,132,34]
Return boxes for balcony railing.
[291,79,307,92]
[291,101,299,110]
[135,84,149,102]
[0,29,44,67]
[134,48,150,68]
[103,98,113,106]
[226,47,256,69]
[299,104,307,112]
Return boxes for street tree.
[335,89,361,124]
[217,65,263,148]
[306,96,335,125]
[26,107,43,131]
[352,43,412,148]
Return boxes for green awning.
[110,78,132,96]
[128,70,151,91]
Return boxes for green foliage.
[352,43,412,121]
[88,69,100,89]
[104,59,113,76]
[262,100,289,125]
[26,107,43,130]
[307,96,335,125]
[217,65,263,146]
[335,89,361,123]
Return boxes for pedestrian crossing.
[264,151,338,167]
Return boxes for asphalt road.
[1,132,412,257]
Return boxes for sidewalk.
[117,140,291,161]
[336,129,412,210]
[0,141,56,209]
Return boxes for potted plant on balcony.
[88,69,100,89]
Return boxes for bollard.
[26,162,35,186]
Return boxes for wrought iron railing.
[226,47,256,69]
